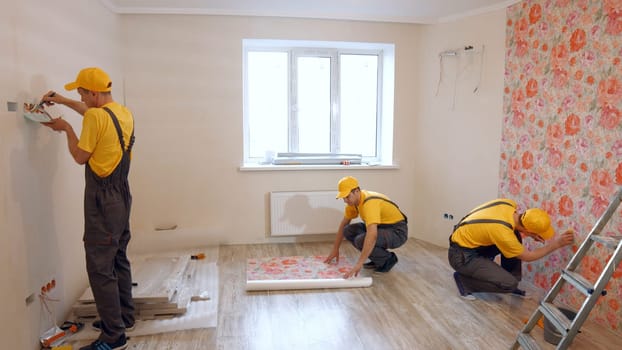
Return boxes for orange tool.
[191,253,205,260]
[522,316,544,329]
[41,322,83,348]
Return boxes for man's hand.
[343,263,362,279]
[41,90,59,106]
[41,117,69,132]
[324,249,340,264]
[555,229,575,249]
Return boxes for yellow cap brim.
[64,81,79,91]
[336,190,350,199]
[538,226,555,240]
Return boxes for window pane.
[297,56,331,153]
[247,51,289,158]
[340,54,378,156]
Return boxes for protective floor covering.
[69,246,219,342]
[246,255,372,291]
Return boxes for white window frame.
[242,39,395,168]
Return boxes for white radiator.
[270,191,345,236]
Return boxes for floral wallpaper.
[247,256,353,280]
[501,0,622,332]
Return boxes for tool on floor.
[41,321,83,348]
[522,316,544,329]
[511,186,622,350]
[191,253,205,260]
[51,345,72,350]
[191,290,211,301]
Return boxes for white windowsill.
[239,163,399,171]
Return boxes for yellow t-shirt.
[450,198,524,258]
[77,102,134,178]
[344,190,405,225]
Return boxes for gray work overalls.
[83,107,135,343]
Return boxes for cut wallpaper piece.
[502,0,622,332]
[246,255,372,291]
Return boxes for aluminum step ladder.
[511,187,622,350]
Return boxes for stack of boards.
[72,255,206,321]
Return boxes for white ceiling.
[100,0,520,24]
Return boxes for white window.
[243,39,395,166]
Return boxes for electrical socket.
[25,293,35,306]
[40,275,57,296]
[443,213,454,220]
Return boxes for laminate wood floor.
[78,239,622,349]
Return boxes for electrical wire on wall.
[474,45,485,93]
[435,44,485,110]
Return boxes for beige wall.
[1,2,507,348]
[414,9,507,246]
[0,0,121,348]
[122,10,507,250]
[121,15,424,249]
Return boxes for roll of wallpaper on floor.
[246,276,373,291]
[246,255,373,291]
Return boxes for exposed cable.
[435,54,444,96]
[474,45,485,93]
[436,50,457,96]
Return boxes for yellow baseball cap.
[522,208,555,240]
[336,176,359,199]
[65,67,112,92]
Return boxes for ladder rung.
[540,302,572,336]
[516,332,540,350]
[562,270,595,295]
[590,235,622,249]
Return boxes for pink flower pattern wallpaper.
[501,0,622,331]
[247,256,353,281]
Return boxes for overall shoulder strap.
[453,218,513,232]
[363,196,408,223]
[103,107,135,152]
[459,200,513,221]
[452,201,514,233]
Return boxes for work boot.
[453,272,476,300]
[363,261,377,269]
[79,333,127,350]
[374,252,398,273]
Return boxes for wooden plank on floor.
[74,254,192,319]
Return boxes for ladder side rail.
[563,237,595,273]
[591,240,622,295]
[555,325,582,350]
[542,271,567,303]
[555,240,622,349]
[512,187,622,349]
[554,293,602,350]
[515,307,544,339]
[565,187,622,271]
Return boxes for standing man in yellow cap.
[325,176,408,278]
[448,198,574,300]
[41,67,135,350]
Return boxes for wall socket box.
[25,292,36,306]
[26,275,57,306]
[443,213,454,220]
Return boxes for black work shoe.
[374,252,398,273]
[79,334,127,350]
[511,288,529,298]
[363,261,377,269]
[92,320,135,332]
[453,272,476,300]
